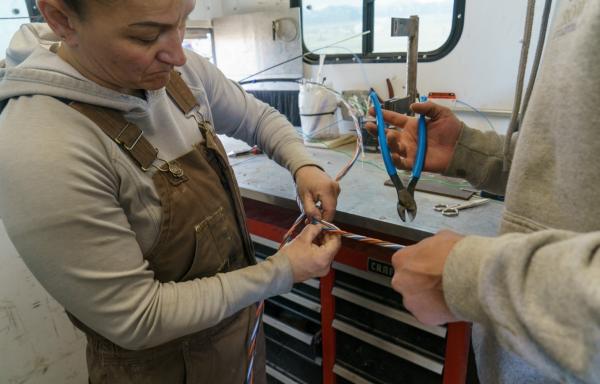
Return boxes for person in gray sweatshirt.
[0,0,340,383]
[368,0,599,382]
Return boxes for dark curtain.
[247,90,300,127]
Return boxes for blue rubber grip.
[370,91,397,176]
[413,114,427,179]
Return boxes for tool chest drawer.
[265,336,323,384]
[253,235,323,383]
[263,289,323,383]
[335,321,442,384]
[333,287,446,357]
[289,279,320,303]
[267,365,303,384]
[332,262,447,383]
[268,293,321,323]
[334,268,406,312]
[263,299,322,360]
[334,363,378,384]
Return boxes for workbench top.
[222,135,503,242]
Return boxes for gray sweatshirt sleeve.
[443,231,600,382]
[0,97,294,350]
[181,54,320,176]
[443,123,518,195]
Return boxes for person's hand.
[391,230,464,325]
[282,224,341,282]
[294,165,340,221]
[365,102,463,173]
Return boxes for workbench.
[222,136,503,384]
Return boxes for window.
[296,0,464,63]
[0,1,36,60]
[183,28,216,64]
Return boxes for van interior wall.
[192,0,556,134]
[189,0,290,20]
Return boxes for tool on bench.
[227,145,262,157]
[434,198,490,217]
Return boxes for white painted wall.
[0,0,28,60]
[221,0,291,15]
[189,0,224,21]
[190,0,290,20]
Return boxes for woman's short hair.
[63,0,84,15]
[63,0,115,18]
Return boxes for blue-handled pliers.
[371,92,427,222]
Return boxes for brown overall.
[65,72,266,384]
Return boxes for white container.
[298,82,339,143]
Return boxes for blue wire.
[455,99,495,131]
[245,354,255,383]
[325,45,371,89]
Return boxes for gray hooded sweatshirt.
[0,24,317,350]
[442,0,600,382]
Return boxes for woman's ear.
[37,0,80,46]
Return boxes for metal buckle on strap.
[114,122,143,150]
[190,108,213,133]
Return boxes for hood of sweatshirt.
[0,23,150,114]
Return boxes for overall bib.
[66,72,266,384]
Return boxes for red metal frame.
[243,198,471,384]
[443,322,472,384]
[320,269,336,384]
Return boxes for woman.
[0,0,341,383]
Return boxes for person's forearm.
[112,252,294,350]
[256,114,320,175]
[444,230,600,382]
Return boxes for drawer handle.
[333,364,375,384]
[332,287,446,338]
[280,291,321,313]
[263,314,315,345]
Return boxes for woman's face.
[69,0,196,93]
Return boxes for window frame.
[25,0,42,21]
[183,27,217,65]
[291,0,465,64]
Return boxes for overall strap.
[166,71,198,115]
[69,102,158,170]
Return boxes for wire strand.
[455,99,495,131]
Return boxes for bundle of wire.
[314,218,404,250]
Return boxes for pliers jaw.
[397,187,417,222]
[390,174,417,222]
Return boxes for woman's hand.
[366,102,463,173]
[294,165,340,221]
[282,224,341,282]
